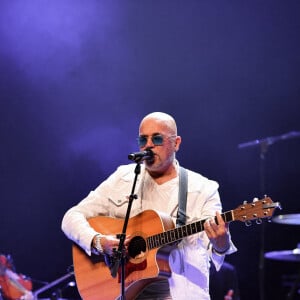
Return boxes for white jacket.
[62,162,237,299]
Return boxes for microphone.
[128,149,153,162]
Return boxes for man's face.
[138,118,180,174]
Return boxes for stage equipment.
[265,244,300,300]
[273,214,300,225]
[265,246,300,262]
[33,271,74,300]
[238,130,300,300]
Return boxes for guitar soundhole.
[128,235,147,259]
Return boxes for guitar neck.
[147,210,233,250]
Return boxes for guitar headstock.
[232,197,281,225]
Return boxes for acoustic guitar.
[72,197,280,300]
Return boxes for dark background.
[1,1,300,299]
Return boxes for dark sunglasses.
[137,134,175,147]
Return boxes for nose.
[144,137,154,148]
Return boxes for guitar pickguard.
[117,259,147,283]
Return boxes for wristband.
[94,234,104,254]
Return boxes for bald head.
[139,112,178,136]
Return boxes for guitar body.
[72,210,175,300]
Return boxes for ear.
[174,136,182,152]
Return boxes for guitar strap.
[176,166,188,227]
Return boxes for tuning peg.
[253,197,259,202]
[243,201,248,204]
[267,217,272,223]
[256,218,262,225]
[245,220,252,227]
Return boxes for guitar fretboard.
[147,210,233,250]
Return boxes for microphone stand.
[238,131,300,300]
[239,138,270,300]
[109,159,143,300]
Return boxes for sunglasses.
[137,134,175,147]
